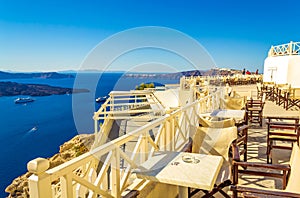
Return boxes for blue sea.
[0,73,177,197]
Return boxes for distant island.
[0,81,89,96]
[124,68,244,79]
[0,71,74,79]
[124,70,202,79]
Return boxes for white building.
[263,41,300,87]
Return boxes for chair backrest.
[291,88,300,99]
[221,95,246,110]
[193,126,238,183]
[192,126,237,161]
[257,82,262,91]
[286,144,300,193]
[294,88,300,99]
[276,83,289,88]
[246,98,264,110]
[199,116,235,128]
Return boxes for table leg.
[178,186,188,198]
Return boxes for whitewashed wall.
[263,56,300,87]
[287,56,300,88]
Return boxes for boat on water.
[28,126,38,133]
[95,96,107,103]
[14,97,35,104]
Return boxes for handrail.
[93,91,166,136]
[27,88,224,198]
[268,41,300,57]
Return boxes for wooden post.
[27,158,52,198]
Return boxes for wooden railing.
[268,41,300,57]
[27,88,224,198]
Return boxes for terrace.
[26,74,299,198]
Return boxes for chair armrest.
[231,140,241,161]
[230,185,300,198]
[181,137,193,153]
[237,124,249,132]
[122,190,140,198]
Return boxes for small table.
[210,109,246,123]
[134,152,223,198]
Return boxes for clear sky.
[0,0,299,72]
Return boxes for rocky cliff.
[5,134,94,198]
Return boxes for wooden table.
[263,101,300,118]
[134,151,223,198]
[210,109,246,123]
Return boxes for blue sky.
[0,0,299,72]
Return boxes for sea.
[0,72,178,197]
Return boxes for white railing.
[184,75,262,88]
[268,41,300,57]
[27,88,224,198]
[92,90,166,148]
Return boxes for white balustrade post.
[60,173,73,198]
[165,118,172,151]
[112,95,114,111]
[191,106,197,127]
[140,131,149,162]
[170,117,175,151]
[289,41,293,55]
[159,124,166,151]
[27,158,52,198]
[268,46,274,57]
[111,149,121,198]
[94,112,98,134]
[165,109,175,151]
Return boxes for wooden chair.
[266,116,300,163]
[181,137,193,153]
[236,124,249,162]
[262,82,275,101]
[122,190,140,198]
[190,126,238,197]
[286,88,300,110]
[278,87,290,109]
[256,82,263,99]
[231,143,300,198]
[199,116,235,128]
[220,94,246,110]
[274,84,289,106]
[246,98,264,126]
